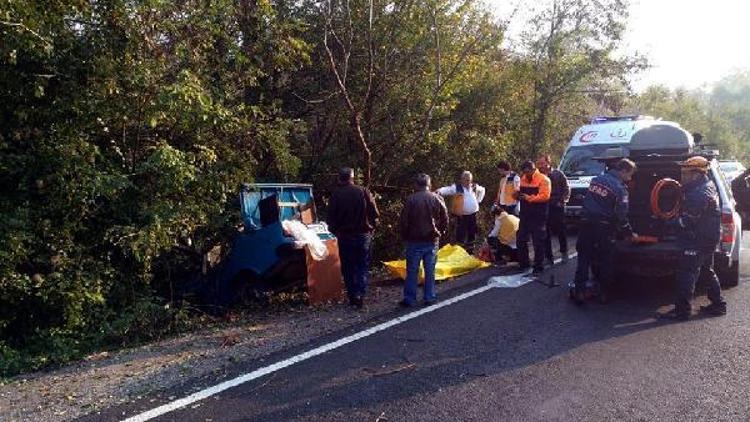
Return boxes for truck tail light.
[721,212,735,247]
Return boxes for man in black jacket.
[538,155,571,264]
[327,168,380,309]
[399,173,449,307]
[731,167,750,224]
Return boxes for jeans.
[675,250,724,315]
[403,242,438,305]
[517,217,547,271]
[545,205,568,261]
[337,233,372,301]
[573,221,615,293]
[455,213,478,253]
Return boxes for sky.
[488,0,750,91]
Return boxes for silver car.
[719,160,747,182]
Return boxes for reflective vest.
[498,173,519,206]
[519,170,551,221]
[450,183,477,216]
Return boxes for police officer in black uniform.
[573,158,638,305]
[661,156,727,320]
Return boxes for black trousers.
[455,213,478,253]
[675,250,724,315]
[545,205,568,261]
[487,237,518,262]
[517,216,547,271]
[337,233,373,301]
[499,204,519,217]
[573,220,615,293]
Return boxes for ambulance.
[561,115,691,218]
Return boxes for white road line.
[123,256,577,422]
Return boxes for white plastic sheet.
[282,220,329,261]
[486,273,535,288]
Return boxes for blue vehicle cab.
[214,183,335,306]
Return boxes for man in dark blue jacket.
[573,158,638,304]
[662,156,726,320]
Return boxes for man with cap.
[661,156,727,320]
[516,160,551,275]
[572,158,638,304]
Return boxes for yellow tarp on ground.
[383,244,491,283]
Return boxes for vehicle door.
[731,168,750,230]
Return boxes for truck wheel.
[718,260,740,288]
[230,271,269,306]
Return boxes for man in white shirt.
[436,170,486,253]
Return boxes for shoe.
[657,307,690,321]
[518,264,531,272]
[532,267,544,276]
[423,299,438,307]
[573,290,586,306]
[353,296,365,310]
[561,254,569,264]
[699,302,727,317]
[398,300,414,308]
[597,289,610,305]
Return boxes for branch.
[0,20,52,46]
[323,14,356,114]
[418,32,486,142]
[431,8,442,87]
[361,0,375,111]
[292,91,337,105]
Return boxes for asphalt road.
[95,237,750,422]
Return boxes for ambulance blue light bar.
[590,115,654,124]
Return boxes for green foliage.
[0,0,306,376]
[625,77,750,163]
[1,0,655,376]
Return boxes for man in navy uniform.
[572,158,638,304]
[661,156,727,320]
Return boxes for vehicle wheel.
[718,259,740,288]
[230,271,269,306]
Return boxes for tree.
[522,0,646,156]
[0,0,308,374]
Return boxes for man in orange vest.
[516,160,551,275]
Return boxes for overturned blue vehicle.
[203,183,342,307]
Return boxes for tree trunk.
[351,112,372,186]
[530,108,547,159]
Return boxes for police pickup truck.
[565,119,744,287]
